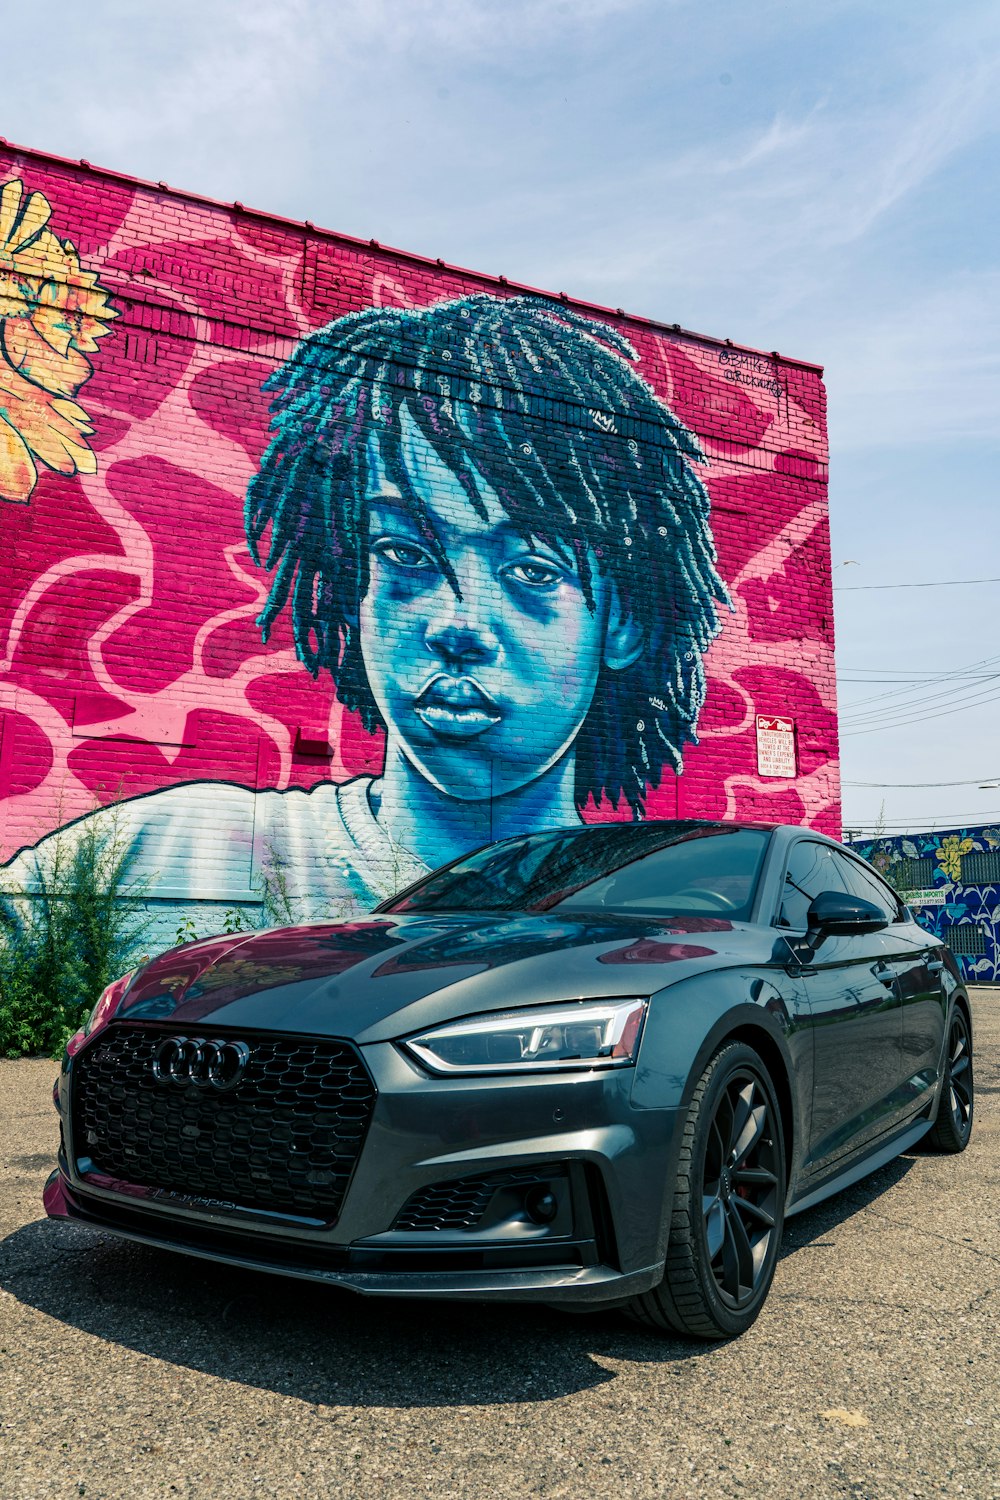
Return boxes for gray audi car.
[45,820,974,1339]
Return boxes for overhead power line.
[841,809,1000,830]
[834,576,1000,591]
[840,674,999,683]
[839,650,1000,716]
[841,675,1000,729]
[841,679,1000,734]
[839,666,995,672]
[843,778,1000,788]
[839,649,1000,723]
[841,675,1000,727]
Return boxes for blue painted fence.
[851,824,1000,984]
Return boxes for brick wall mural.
[0,145,839,949]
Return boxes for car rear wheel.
[626,1042,786,1340]
[924,1008,974,1153]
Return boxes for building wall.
[853,826,1000,984]
[0,144,839,949]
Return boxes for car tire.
[626,1041,786,1341]
[924,1007,974,1154]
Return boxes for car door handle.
[871,961,897,989]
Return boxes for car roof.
[502,819,842,840]
[622,818,780,832]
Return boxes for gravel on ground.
[1,990,997,1499]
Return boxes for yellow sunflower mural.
[936,834,973,884]
[0,177,117,503]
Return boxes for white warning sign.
[756,715,797,779]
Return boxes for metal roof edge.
[0,136,824,376]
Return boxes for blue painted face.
[359,409,643,803]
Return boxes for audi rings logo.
[151,1036,251,1092]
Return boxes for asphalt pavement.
[1,992,997,1499]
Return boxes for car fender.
[629,966,809,1263]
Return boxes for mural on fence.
[855,825,1000,983]
[0,150,838,946]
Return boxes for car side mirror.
[776,890,889,968]
[806,890,888,945]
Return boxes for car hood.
[115,911,776,1044]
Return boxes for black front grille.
[394,1168,550,1232]
[72,1025,376,1221]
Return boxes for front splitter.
[44,1172,662,1304]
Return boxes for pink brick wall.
[0,144,838,945]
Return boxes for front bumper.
[43,1172,662,1301]
[47,1026,679,1304]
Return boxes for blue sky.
[7,0,999,836]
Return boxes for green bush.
[0,814,152,1059]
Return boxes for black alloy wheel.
[701,1065,783,1312]
[925,1007,974,1153]
[626,1041,786,1340]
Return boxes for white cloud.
[75,0,316,142]
[318,0,648,55]
[533,48,1000,306]
[825,272,1000,451]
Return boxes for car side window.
[830,850,902,924]
[778,841,849,930]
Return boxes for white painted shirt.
[0,777,430,952]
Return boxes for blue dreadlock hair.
[245,293,730,817]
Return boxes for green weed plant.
[0,813,152,1058]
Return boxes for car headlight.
[63,969,141,1060]
[402,997,648,1076]
[84,970,137,1037]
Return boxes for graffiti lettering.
[717,348,783,400]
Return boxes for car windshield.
[384,823,771,919]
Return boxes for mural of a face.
[0,157,839,950]
[360,410,643,802]
[249,292,731,823]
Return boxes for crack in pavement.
[773,1287,997,1322]
[771,1291,919,1315]
[859,1205,1000,1268]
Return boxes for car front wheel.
[627,1041,786,1340]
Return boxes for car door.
[776,840,908,1176]
[835,857,947,1108]
[827,847,944,1114]
[897,930,948,1105]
